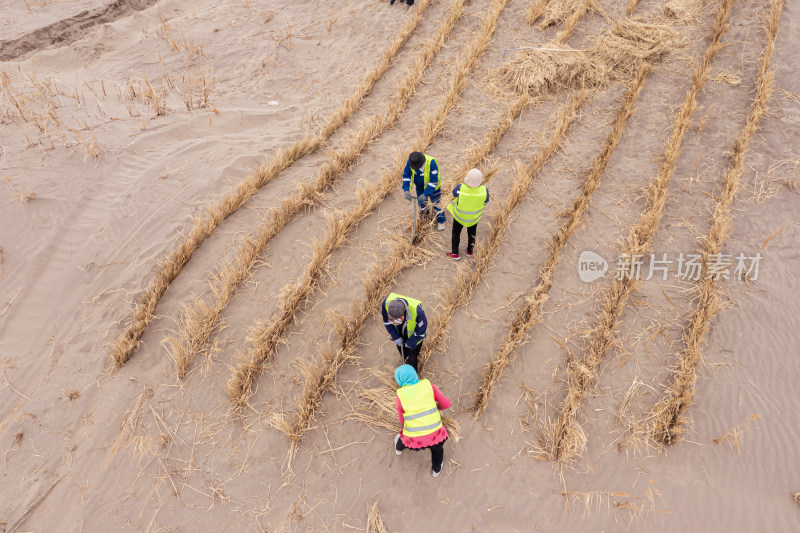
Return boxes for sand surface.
[1,0,799,531]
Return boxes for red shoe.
[466,251,473,257]
[446,252,460,261]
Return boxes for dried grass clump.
[663,0,704,22]
[548,0,736,463]
[273,0,511,445]
[793,493,800,505]
[108,0,435,369]
[226,0,476,405]
[368,502,390,533]
[494,19,677,99]
[594,20,678,80]
[647,0,784,446]
[473,65,650,418]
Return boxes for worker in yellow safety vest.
[445,168,490,260]
[393,364,451,477]
[382,293,427,372]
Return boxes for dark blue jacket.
[402,157,440,197]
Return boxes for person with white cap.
[445,168,490,260]
[402,151,446,231]
[381,292,428,371]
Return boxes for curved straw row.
[164,0,465,378]
[225,0,480,407]
[108,0,435,368]
[646,0,784,445]
[472,63,651,418]
[274,0,515,449]
[555,0,609,44]
[548,0,737,463]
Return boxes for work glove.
[418,193,427,203]
[404,190,412,201]
[394,338,403,346]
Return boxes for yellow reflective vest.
[397,379,443,438]
[385,292,422,341]
[412,154,441,192]
[446,184,488,227]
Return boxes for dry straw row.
[645,0,785,446]
[533,0,608,36]
[108,0,435,368]
[472,63,652,418]
[164,0,465,378]
[225,0,480,408]
[548,0,737,464]
[272,0,513,452]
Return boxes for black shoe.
[407,0,414,5]
[390,0,396,4]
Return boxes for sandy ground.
[1,0,799,531]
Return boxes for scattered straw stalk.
[108,0,435,368]
[646,0,784,445]
[277,0,512,448]
[163,0,458,378]
[473,64,651,417]
[548,0,736,463]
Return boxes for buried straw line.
[226,0,480,407]
[278,0,513,449]
[108,0,434,369]
[555,0,609,44]
[165,0,464,378]
[645,0,784,446]
[626,0,641,16]
[549,0,737,463]
[527,0,550,25]
[473,64,652,418]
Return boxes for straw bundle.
[166,0,466,379]
[594,20,678,79]
[108,0,435,368]
[548,0,736,463]
[473,64,651,417]
[228,0,504,409]
[277,0,511,446]
[647,0,784,445]
[494,19,677,98]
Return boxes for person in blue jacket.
[381,293,428,371]
[402,151,446,231]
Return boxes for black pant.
[451,219,477,255]
[395,438,445,473]
[396,342,421,372]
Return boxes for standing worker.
[445,168,490,260]
[382,292,427,372]
[394,364,450,477]
[403,151,446,231]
